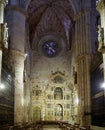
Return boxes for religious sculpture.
[97,25,104,50]
[2,22,8,48]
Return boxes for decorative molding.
[51,70,65,76]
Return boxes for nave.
[0,1,105,130]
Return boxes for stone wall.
[30,48,78,122]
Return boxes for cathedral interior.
[0,0,105,130]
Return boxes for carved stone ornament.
[0,23,8,49]
[97,25,104,50]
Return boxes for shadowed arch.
[26,0,76,50]
[25,0,79,13]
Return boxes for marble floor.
[43,125,61,130]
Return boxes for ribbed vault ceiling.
[28,0,75,49]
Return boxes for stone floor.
[43,125,61,130]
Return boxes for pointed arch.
[25,0,77,14]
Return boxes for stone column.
[97,0,105,122]
[0,50,2,83]
[5,5,27,123]
[76,55,91,126]
[75,11,92,125]
[10,50,26,124]
[0,0,8,83]
[97,0,105,29]
[0,0,8,23]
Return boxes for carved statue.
[1,23,8,48]
[97,25,104,50]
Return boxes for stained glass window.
[42,40,58,57]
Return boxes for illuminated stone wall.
[30,41,78,122]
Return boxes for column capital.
[0,0,8,6]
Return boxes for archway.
[54,87,63,100]
[33,107,41,121]
[55,104,63,120]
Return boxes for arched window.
[54,87,63,100]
